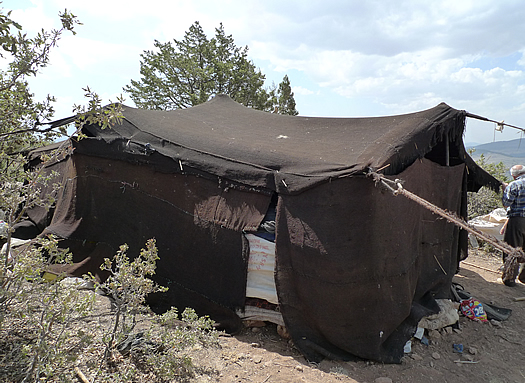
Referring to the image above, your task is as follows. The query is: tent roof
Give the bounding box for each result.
[58,95,481,193]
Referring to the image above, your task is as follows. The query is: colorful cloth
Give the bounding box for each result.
[460,298,488,322]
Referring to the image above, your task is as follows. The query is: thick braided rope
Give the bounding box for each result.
[369,172,525,281]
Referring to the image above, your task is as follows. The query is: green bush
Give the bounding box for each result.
[467,153,510,219]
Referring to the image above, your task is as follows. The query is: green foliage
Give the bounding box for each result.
[136,307,219,381]
[0,7,83,325]
[265,74,299,116]
[0,235,96,382]
[0,9,22,55]
[0,5,219,382]
[0,7,81,159]
[467,152,510,219]
[93,242,219,382]
[1,236,219,382]
[475,153,510,181]
[124,21,299,114]
[72,86,125,138]
[277,74,299,116]
[97,239,168,361]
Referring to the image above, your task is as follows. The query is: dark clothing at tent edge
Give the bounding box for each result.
[18,95,499,364]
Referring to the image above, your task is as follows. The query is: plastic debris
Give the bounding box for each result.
[453,343,464,353]
[403,340,412,353]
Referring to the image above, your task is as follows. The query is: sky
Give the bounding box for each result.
[2,0,525,145]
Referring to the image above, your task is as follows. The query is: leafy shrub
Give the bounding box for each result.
[135,307,219,381]
[1,236,96,382]
[97,239,168,362]
[467,153,510,219]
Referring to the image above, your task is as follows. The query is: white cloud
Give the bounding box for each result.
[3,0,525,143]
[7,0,55,32]
[292,86,315,96]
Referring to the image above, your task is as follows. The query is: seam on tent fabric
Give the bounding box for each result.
[121,119,351,179]
[77,174,243,230]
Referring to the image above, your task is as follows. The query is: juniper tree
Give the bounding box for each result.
[276,74,298,116]
[124,21,299,115]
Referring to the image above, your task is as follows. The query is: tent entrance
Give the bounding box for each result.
[237,194,284,326]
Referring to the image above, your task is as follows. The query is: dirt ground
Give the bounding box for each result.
[192,248,525,383]
[60,248,524,383]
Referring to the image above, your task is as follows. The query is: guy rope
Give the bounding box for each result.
[368,170,525,282]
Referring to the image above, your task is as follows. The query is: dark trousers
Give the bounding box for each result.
[503,216,525,281]
[503,216,525,255]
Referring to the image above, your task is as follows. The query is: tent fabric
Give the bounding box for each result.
[68,95,499,194]
[38,151,271,331]
[16,95,501,363]
[275,158,464,362]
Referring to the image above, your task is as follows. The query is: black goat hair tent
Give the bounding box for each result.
[18,95,499,363]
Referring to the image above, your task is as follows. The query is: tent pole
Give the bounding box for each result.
[466,112,525,133]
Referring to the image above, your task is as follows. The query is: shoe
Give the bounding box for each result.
[503,279,516,287]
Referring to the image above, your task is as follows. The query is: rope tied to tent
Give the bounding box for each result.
[368,170,525,281]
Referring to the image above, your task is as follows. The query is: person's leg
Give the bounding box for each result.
[502,217,525,285]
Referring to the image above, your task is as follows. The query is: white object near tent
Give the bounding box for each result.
[468,208,507,243]
[245,234,278,304]
[236,234,285,326]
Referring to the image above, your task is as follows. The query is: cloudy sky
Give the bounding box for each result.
[3,0,525,144]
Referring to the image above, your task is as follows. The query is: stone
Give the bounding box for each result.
[244,320,266,328]
[428,330,441,339]
[295,365,304,372]
[431,352,441,360]
[468,347,478,355]
[374,378,393,383]
[411,353,423,361]
[277,325,291,339]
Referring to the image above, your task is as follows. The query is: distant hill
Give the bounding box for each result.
[467,138,525,169]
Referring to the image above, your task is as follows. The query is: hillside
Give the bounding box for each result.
[468,138,525,168]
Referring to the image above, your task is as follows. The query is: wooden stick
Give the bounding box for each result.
[454,360,479,364]
[74,367,89,383]
[434,254,447,275]
[461,261,500,274]
[514,297,525,302]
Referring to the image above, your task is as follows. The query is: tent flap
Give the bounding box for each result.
[275,159,465,362]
